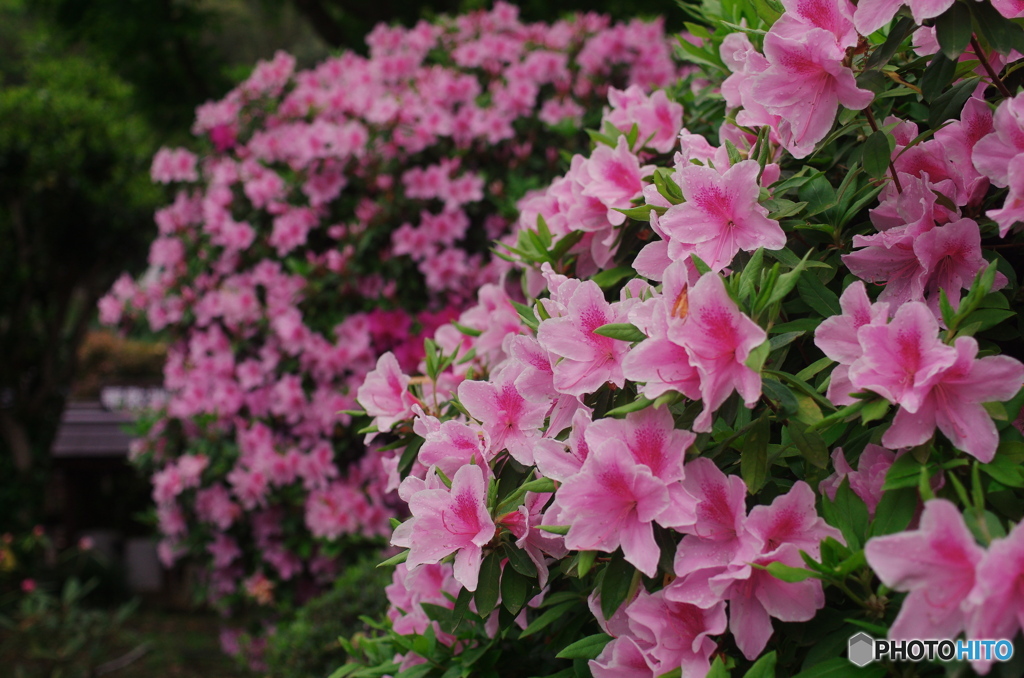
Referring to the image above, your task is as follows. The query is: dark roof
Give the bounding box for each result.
[51,402,135,458]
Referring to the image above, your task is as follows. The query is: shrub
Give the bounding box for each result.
[102,1,681,654]
[264,555,390,678]
[339,1,1024,676]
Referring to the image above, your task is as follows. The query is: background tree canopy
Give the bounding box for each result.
[0,1,160,526]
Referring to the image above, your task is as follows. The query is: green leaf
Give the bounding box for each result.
[797,276,841,317]
[501,566,532,616]
[971,0,1024,55]
[604,395,655,418]
[769,331,804,352]
[504,543,539,578]
[752,0,783,26]
[883,452,927,490]
[936,2,973,60]
[591,266,635,289]
[600,553,636,620]
[767,250,813,306]
[861,130,893,179]
[739,248,766,303]
[615,204,667,221]
[763,377,799,417]
[452,321,482,337]
[519,601,577,638]
[928,77,980,129]
[866,16,917,70]
[555,633,612,660]
[742,413,771,495]
[788,421,829,469]
[510,300,539,331]
[551,230,585,261]
[939,288,956,330]
[764,560,815,582]
[980,442,1024,488]
[743,651,778,678]
[920,52,958,104]
[860,398,890,425]
[690,253,712,275]
[798,174,837,217]
[378,549,410,568]
[965,507,1007,544]
[474,551,503,617]
[824,477,871,552]
[745,340,771,373]
[593,323,646,342]
[707,657,731,678]
[421,602,455,634]
[577,550,597,578]
[653,167,685,204]
[452,586,473,631]
[764,199,807,220]
[538,525,570,535]
[961,308,1015,333]
[870,487,918,537]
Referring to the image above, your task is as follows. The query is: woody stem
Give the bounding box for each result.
[972,35,1013,99]
[864,107,902,194]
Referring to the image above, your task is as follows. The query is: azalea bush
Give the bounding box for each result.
[100,1,681,654]
[340,0,1024,676]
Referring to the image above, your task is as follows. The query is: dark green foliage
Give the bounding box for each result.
[0,2,159,529]
[265,557,391,678]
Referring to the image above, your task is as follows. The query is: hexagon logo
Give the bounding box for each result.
[848,632,875,667]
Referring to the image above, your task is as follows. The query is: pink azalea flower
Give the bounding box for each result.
[391,464,495,591]
[668,467,835,658]
[987,153,1024,236]
[866,499,983,639]
[417,417,492,479]
[534,408,592,482]
[585,408,697,528]
[558,439,672,576]
[844,218,996,311]
[773,0,858,49]
[814,281,890,405]
[967,518,1024,673]
[656,160,785,272]
[458,363,548,465]
[855,0,956,37]
[603,85,684,153]
[624,589,728,676]
[668,459,752,608]
[818,445,895,517]
[882,335,1024,462]
[727,544,827,659]
[537,280,631,397]
[745,481,843,558]
[590,636,655,678]
[581,136,655,226]
[624,260,703,399]
[356,352,417,440]
[720,33,779,132]
[667,273,766,432]
[972,93,1024,191]
[752,28,873,159]
[848,302,957,413]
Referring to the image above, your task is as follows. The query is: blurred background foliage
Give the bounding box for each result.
[0,1,679,674]
[0,0,680,529]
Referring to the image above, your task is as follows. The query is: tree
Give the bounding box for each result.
[0,4,159,527]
